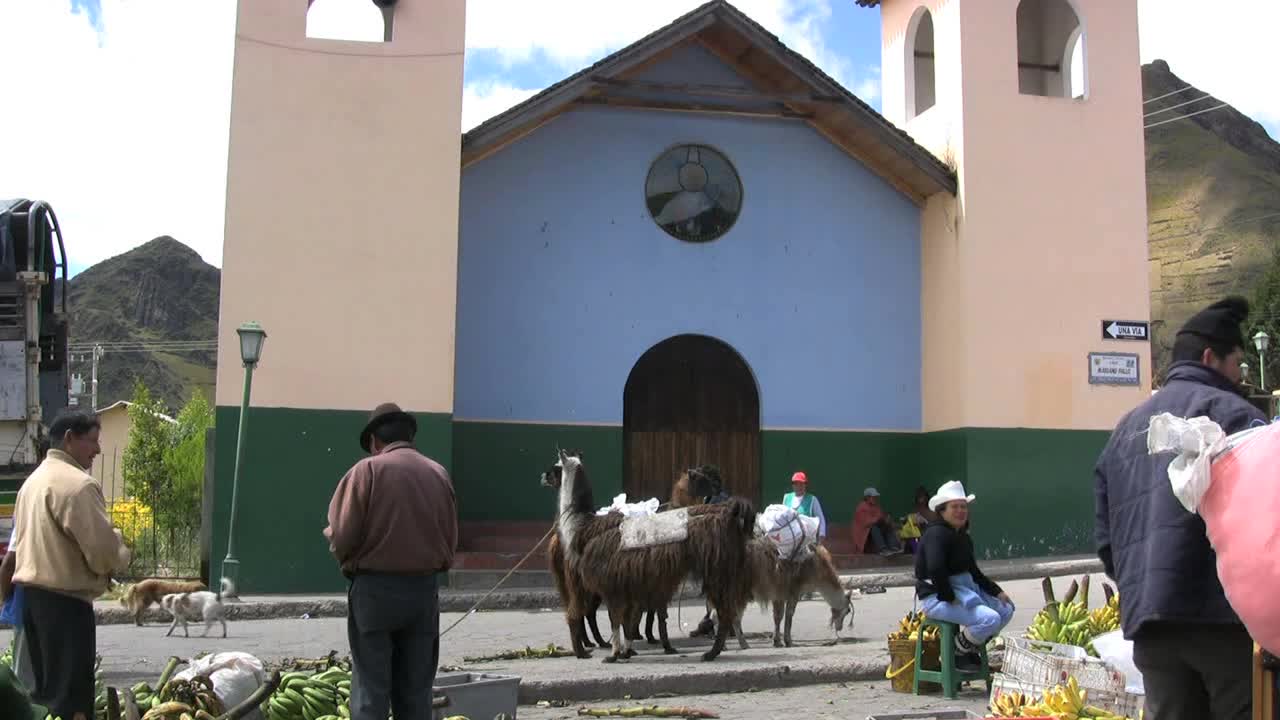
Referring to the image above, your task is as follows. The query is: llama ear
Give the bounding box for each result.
[557,446,567,463]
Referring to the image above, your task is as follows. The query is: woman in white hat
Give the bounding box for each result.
[913,480,1014,669]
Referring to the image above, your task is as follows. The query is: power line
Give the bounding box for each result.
[1144,103,1230,130]
[70,341,217,351]
[1143,93,1215,118]
[1144,86,1195,105]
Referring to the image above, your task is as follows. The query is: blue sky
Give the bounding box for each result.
[459,1,884,113]
[2,0,1277,276]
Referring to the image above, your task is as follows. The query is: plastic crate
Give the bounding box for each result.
[1001,637,1125,693]
[433,671,519,720]
[990,672,1145,718]
[865,707,983,712]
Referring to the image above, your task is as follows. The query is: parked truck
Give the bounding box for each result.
[0,199,71,551]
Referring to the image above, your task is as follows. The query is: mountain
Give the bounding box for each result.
[1143,60,1280,376]
[68,237,219,412]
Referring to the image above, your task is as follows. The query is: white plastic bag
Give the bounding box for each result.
[1091,630,1144,695]
[755,504,817,560]
[1146,413,1227,512]
[595,493,660,518]
[174,651,266,720]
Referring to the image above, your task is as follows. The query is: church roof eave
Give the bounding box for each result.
[460,0,956,203]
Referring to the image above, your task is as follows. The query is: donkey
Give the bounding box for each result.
[731,540,854,649]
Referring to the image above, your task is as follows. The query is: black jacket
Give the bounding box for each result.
[914,520,1002,602]
[1094,361,1267,639]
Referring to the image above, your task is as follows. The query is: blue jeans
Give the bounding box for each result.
[920,573,1014,644]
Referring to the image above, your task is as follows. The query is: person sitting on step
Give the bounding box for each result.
[782,471,827,544]
[851,487,902,556]
[914,480,1014,670]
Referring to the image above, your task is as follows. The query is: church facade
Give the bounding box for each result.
[214,0,1150,591]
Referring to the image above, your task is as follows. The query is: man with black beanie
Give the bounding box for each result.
[1093,296,1267,720]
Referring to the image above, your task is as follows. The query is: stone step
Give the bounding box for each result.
[449,549,911,578]
[445,569,557,591]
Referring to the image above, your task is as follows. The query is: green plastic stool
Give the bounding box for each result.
[912,618,991,699]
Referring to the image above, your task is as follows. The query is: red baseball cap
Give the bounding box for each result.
[791,471,807,484]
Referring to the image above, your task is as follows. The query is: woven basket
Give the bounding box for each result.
[886,636,941,694]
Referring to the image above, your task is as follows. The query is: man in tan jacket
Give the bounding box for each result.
[12,411,130,720]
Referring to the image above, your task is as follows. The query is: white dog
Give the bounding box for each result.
[162,577,234,638]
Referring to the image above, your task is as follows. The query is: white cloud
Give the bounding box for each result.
[459,0,869,131]
[855,66,881,103]
[0,0,236,272]
[462,82,542,132]
[1137,0,1280,138]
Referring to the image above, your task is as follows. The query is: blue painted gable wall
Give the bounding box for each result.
[456,47,922,431]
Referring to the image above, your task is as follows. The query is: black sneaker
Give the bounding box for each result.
[954,651,982,671]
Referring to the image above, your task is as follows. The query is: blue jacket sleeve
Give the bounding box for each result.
[1094,456,1114,579]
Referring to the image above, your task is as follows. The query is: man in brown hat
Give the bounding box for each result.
[324,403,457,720]
[1093,297,1266,720]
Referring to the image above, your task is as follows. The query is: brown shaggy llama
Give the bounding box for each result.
[668,465,734,638]
[541,454,673,656]
[549,448,755,662]
[729,540,853,648]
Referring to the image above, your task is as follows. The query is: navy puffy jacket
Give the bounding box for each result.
[1094,361,1267,639]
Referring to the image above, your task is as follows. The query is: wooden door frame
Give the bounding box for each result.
[622,333,762,504]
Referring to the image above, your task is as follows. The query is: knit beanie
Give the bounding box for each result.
[1176,296,1250,350]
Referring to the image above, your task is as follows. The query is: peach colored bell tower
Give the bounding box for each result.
[217,0,465,418]
[872,0,1151,432]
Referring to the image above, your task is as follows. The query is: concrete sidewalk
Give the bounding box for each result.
[90,554,1101,626]
[2,574,1115,703]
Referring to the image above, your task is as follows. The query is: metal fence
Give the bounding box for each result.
[106,497,202,580]
[93,428,216,583]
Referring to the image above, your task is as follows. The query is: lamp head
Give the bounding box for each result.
[237,321,267,366]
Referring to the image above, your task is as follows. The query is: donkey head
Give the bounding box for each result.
[830,590,854,633]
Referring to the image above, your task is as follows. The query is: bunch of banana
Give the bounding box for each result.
[266,666,352,720]
[162,676,226,718]
[132,682,158,709]
[1017,677,1134,720]
[1027,601,1094,648]
[1088,603,1120,636]
[990,689,1030,717]
[886,611,939,643]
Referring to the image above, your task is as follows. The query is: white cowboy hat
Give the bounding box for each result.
[929,480,975,512]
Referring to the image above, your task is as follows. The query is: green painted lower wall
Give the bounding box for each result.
[209,410,1109,592]
[210,406,452,594]
[452,422,624,522]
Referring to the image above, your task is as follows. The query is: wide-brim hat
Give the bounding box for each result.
[929,480,975,512]
[359,402,417,452]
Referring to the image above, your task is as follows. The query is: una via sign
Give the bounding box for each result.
[1089,352,1140,387]
[1102,320,1149,341]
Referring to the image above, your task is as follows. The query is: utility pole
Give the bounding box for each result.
[90,344,102,411]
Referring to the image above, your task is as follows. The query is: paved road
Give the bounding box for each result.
[2,573,1104,694]
[523,682,990,719]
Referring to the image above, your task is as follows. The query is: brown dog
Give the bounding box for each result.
[120,579,206,625]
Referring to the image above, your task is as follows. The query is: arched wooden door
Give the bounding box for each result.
[623,335,761,505]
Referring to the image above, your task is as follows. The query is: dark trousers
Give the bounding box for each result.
[347,573,440,720]
[1133,622,1253,720]
[22,586,96,720]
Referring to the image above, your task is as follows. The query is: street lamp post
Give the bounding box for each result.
[1254,330,1270,392]
[222,321,267,597]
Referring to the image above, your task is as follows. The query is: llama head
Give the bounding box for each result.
[543,449,586,488]
[830,590,854,632]
[540,461,562,489]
